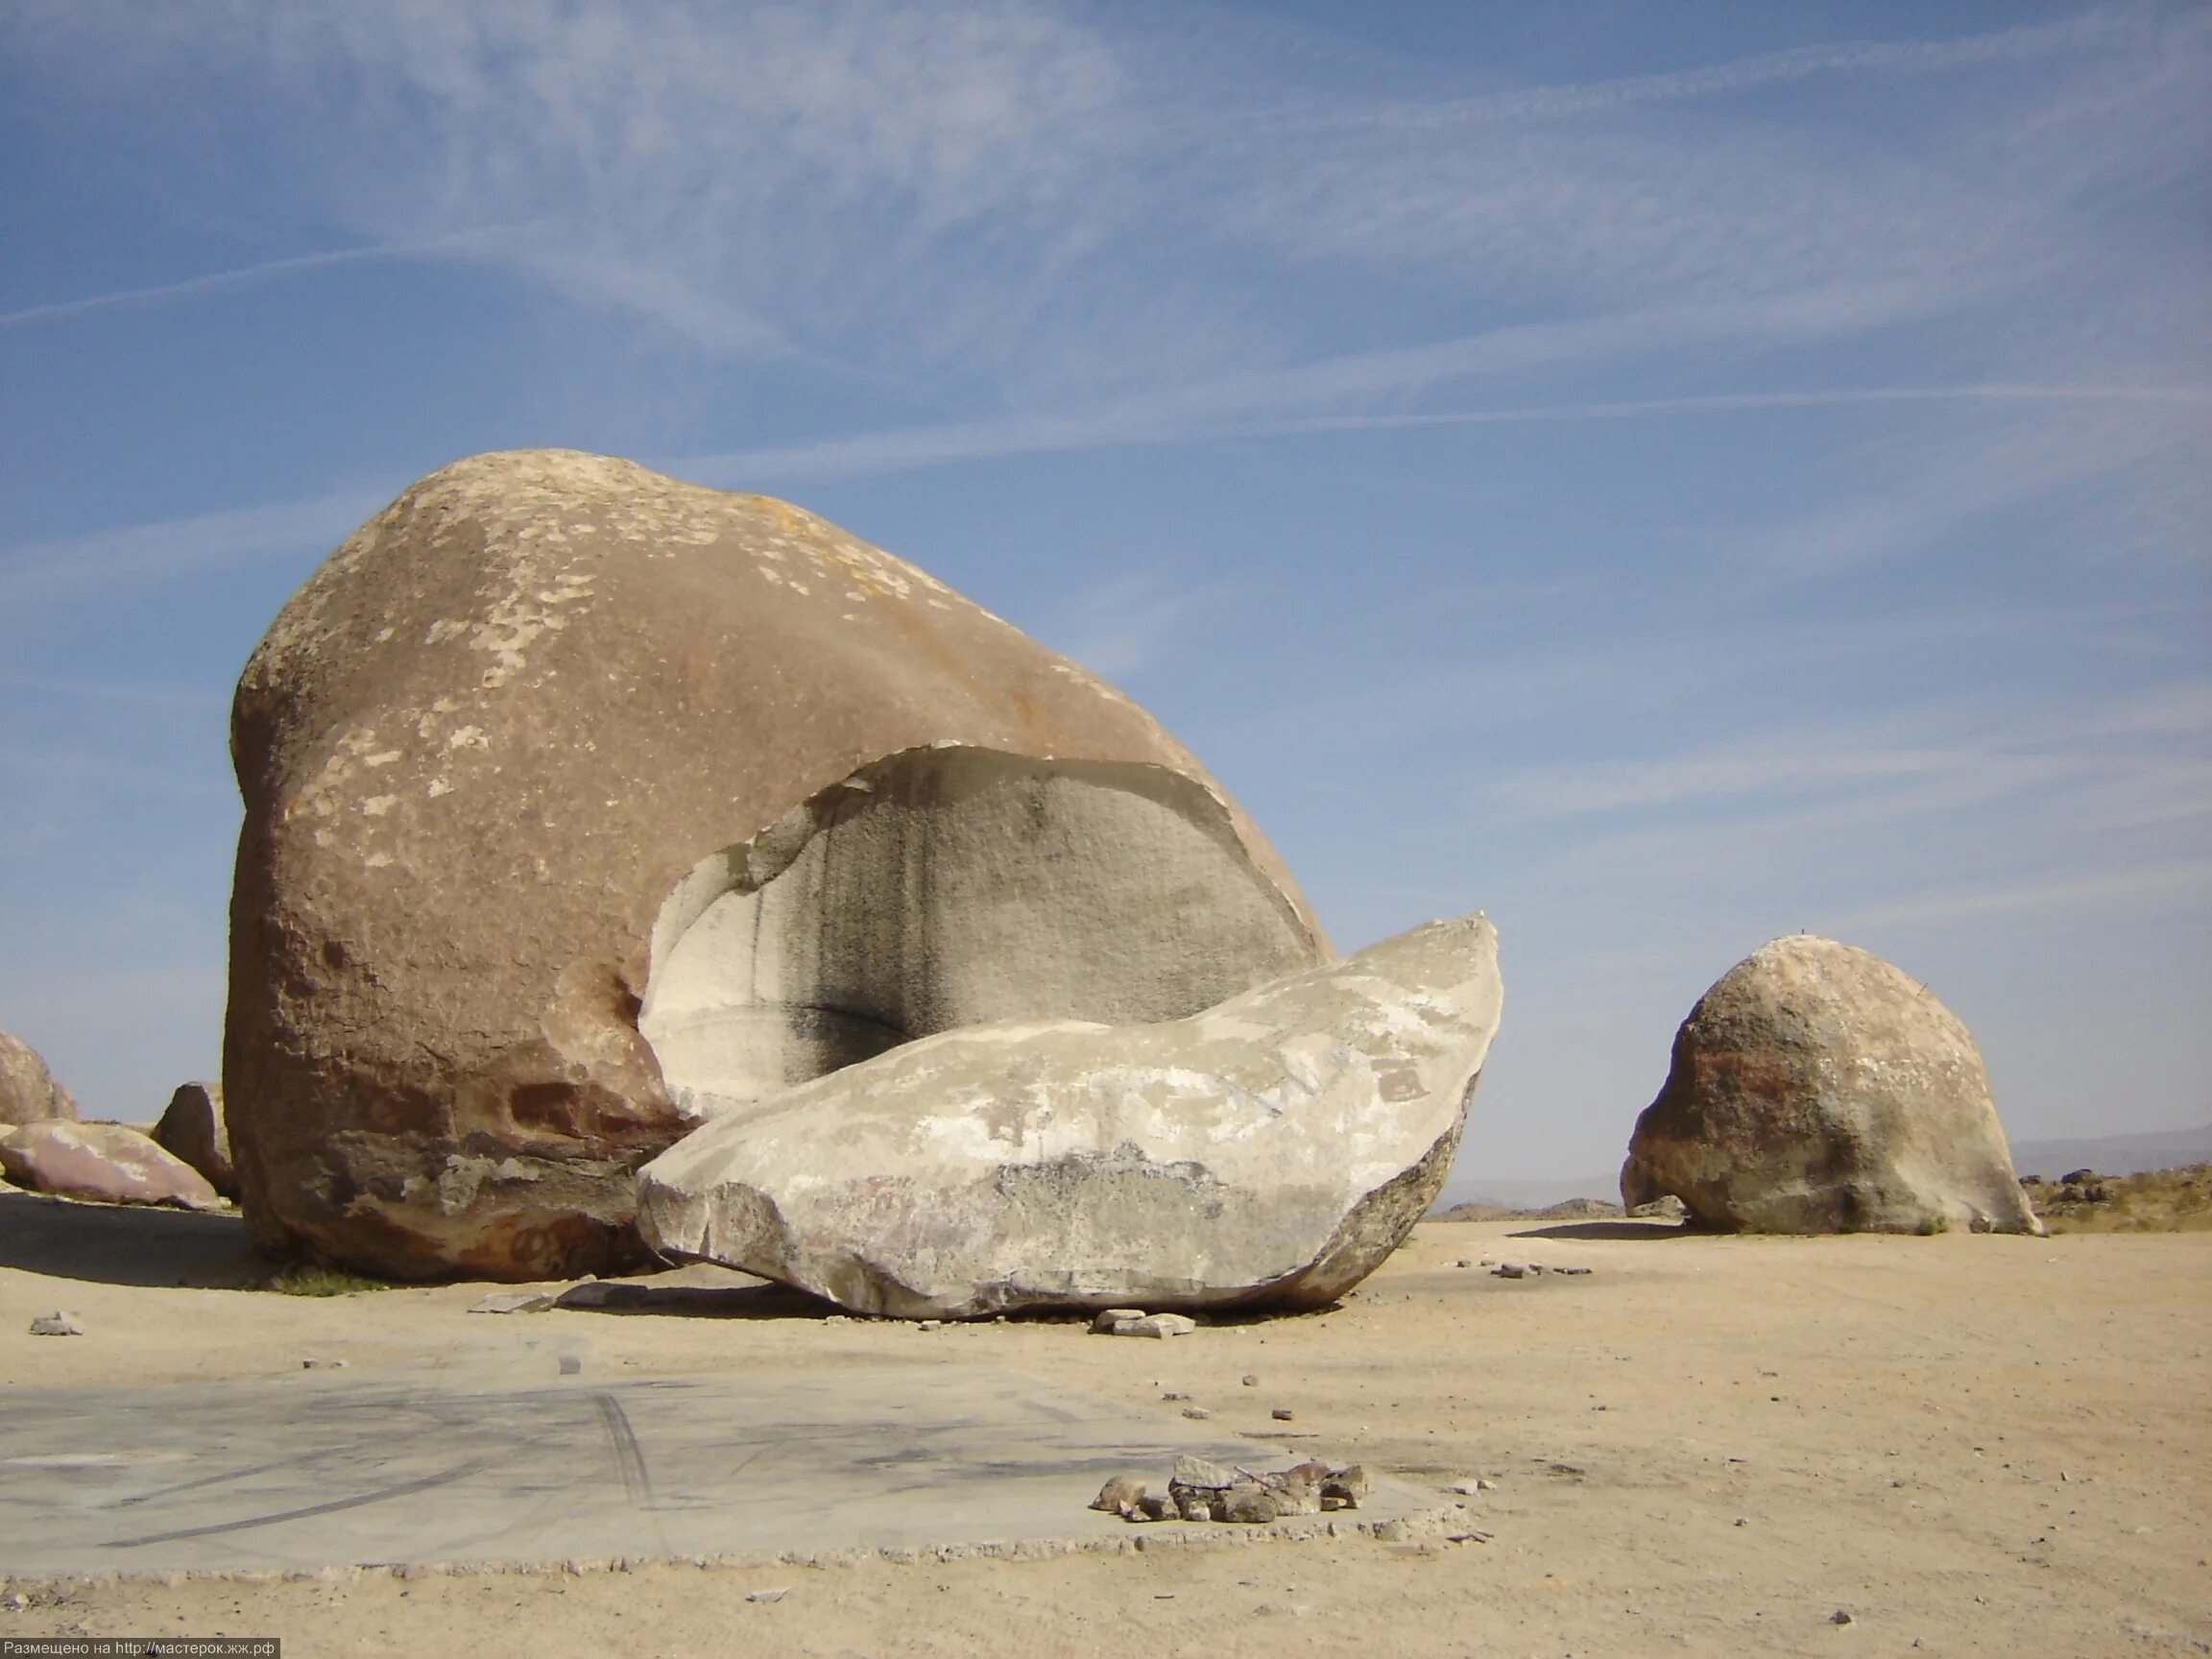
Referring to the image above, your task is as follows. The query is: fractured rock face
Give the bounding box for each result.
[637,912,1502,1318]
[226,449,1325,1281]
[641,744,1328,1124]
[153,1083,235,1199]
[0,1120,223,1211]
[0,1032,75,1127]
[1621,936,2041,1235]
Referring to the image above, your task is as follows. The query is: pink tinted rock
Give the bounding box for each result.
[0,1120,223,1211]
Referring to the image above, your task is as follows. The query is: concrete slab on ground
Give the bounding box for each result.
[0,1361,1429,1576]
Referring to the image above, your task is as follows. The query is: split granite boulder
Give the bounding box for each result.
[0,1120,222,1211]
[1,1032,75,1127]
[637,912,1502,1318]
[1621,935,2041,1235]
[226,449,1326,1281]
[152,1083,236,1200]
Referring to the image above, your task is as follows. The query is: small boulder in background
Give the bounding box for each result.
[1621,936,2040,1235]
[152,1082,235,1199]
[0,1031,76,1127]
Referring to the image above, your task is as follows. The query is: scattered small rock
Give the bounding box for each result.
[1091,1308,1148,1333]
[1320,1466,1368,1510]
[1830,1609,1855,1626]
[1,1593,26,1612]
[1455,1259,1472,1268]
[1222,1484,1278,1524]
[1090,1475,1148,1517]
[469,1290,556,1315]
[1555,1265,1594,1276]
[1494,1262,1532,1279]
[28,1312,82,1336]
[1241,1374,1259,1386]
[1271,1407,1295,1421]
[300,1357,348,1369]
[1174,1455,1238,1488]
[746,1587,790,1604]
[1181,1406,1212,1420]
[1265,1469,1323,1515]
[917,1320,942,1332]
[1120,1313,1196,1338]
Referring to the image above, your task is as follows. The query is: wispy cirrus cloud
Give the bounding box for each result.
[1214,8,2146,136]
[1832,857,2212,931]
[5,2,2199,404]
[1042,571,1228,684]
[0,485,392,610]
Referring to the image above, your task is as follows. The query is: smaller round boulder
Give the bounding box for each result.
[1621,936,2040,1235]
[1,1032,76,1126]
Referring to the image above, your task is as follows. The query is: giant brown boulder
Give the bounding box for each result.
[1,1032,75,1127]
[1621,936,2041,1235]
[227,449,1327,1281]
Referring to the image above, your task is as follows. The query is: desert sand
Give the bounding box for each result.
[3,1206,2206,1657]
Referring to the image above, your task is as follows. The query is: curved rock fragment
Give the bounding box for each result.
[1621,935,2041,1235]
[637,913,1502,1318]
[225,449,1325,1281]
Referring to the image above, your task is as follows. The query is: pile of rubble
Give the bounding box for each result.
[1090,1455,1368,1525]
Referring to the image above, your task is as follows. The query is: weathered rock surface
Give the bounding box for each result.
[226,449,1326,1281]
[0,1120,223,1211]
[0,1033,75,1127]
[1621,936,2041,1235]
[152,1083,235,1199]
[637,912,1502,1318]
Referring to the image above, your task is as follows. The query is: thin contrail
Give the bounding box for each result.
[692,382,2210,483]
[1236,383,2212,438]
[0,228,513,329]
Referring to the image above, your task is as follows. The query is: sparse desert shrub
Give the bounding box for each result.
[259,1262,393,1296]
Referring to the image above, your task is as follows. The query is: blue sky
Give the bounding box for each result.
[2,1,2205,1194]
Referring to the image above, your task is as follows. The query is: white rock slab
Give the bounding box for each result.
[637,913,1502,1318]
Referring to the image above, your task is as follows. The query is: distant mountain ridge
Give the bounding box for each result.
[2006,1123,2212,1181]
[1433,1173,1623,1212]
[1436,1122,2212,1214]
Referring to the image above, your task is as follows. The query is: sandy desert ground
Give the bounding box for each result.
[2,1210,2206,1658]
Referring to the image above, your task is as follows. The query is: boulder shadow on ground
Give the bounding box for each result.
[554,1266,840,1320]
[1506,1219,1701,1241]
[0,1189,259,1287]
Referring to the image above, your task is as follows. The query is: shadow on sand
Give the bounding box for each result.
[1505,1219,1702,1241]
[0,1190,261,1287]
[554,1273,844,1320]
